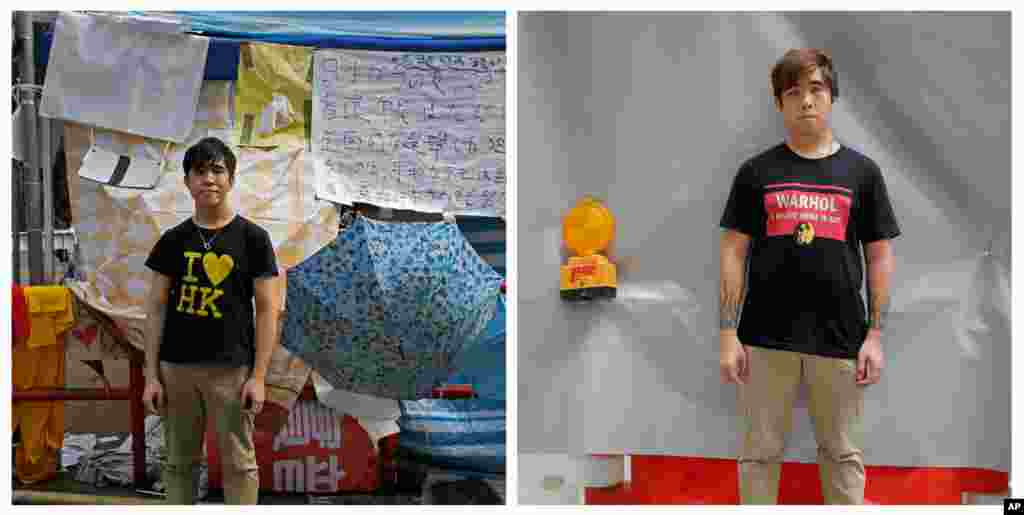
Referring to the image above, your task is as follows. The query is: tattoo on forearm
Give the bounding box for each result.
[864,241,894,332]
[869,298,889,331]
[720,286,743,330]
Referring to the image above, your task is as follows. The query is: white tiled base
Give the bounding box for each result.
[518,453,627,505]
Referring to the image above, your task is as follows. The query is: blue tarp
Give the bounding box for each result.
[34,11,505,80]
[174,11,505,51]
[167,11,504,38]
[458,217,506,277]
[398,398,506,474]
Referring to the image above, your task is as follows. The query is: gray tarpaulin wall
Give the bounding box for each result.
[518,12,1010,472]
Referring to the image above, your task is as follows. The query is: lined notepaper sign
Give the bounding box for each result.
[311,49,506,217]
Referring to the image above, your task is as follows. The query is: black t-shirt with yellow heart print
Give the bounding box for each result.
[145,214,278,367]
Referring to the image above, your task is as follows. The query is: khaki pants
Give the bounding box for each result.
[160,361,259,505]
[738,346,865,505]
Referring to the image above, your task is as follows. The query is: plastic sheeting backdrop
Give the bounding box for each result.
[154,11,505,40]
[518,12,1010,472]
[398,398,506,474]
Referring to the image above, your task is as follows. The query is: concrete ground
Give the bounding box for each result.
[13,471,424,505]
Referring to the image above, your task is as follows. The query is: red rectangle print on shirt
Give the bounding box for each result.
[764,183,852,243]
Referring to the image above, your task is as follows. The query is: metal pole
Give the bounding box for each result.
[129,357,147,488]
[13,388,136,401]
[13,160,22,284]
[12,491,167,505]
[16,11,45,285]
[40,115,54,283]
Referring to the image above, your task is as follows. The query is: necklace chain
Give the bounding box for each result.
[197,225,221,251]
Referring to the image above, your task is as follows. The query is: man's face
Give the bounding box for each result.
[776,67,833,136]
[186,158,233,209]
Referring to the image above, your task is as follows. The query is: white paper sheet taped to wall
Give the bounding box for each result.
[79,146,165,190]
[40,12,208,143]
[311,49,506,217]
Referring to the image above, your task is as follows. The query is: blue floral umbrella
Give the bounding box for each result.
[446,294,505,401]
[281,215,503,399]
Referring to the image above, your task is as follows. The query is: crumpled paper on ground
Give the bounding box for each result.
[72,415,208,498]
[61,433,98,470]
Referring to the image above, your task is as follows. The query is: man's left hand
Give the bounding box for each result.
[856,330,884,386]
[241,377,266,414]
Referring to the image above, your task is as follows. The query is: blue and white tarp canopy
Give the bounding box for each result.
[35,11,505,77]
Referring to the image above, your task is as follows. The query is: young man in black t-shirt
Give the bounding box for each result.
[719,49,900,504]
[142,137,279,504]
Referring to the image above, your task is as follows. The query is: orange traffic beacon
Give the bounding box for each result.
[560,196,617,301]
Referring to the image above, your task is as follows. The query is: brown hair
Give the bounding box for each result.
[771,48,838,103]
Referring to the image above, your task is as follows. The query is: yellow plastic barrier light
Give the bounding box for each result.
[560,196,617,301]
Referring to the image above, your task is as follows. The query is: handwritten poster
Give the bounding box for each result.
[312,49,506,217]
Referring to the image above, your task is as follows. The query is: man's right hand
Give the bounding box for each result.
[142,378,165,415]
[719,331,750,385]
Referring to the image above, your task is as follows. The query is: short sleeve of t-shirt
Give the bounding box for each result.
[247,223,279,280]
[144,229,178,278]
[856,160,902,243]
[720,162,763,237]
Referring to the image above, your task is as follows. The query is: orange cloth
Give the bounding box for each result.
[12,285,31,345]
[14,287,73,482]
[24,286,75,348]
[13,341,66,484]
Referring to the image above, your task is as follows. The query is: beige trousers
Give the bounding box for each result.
[160,361,259,505]
[738,346,865,505]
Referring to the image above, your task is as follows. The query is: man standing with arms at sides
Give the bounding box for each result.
[141,137,279,504]
[719,49,900,505]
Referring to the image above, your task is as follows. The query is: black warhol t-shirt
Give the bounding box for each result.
[145,215,278,367]
[720,143,901,359]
